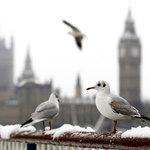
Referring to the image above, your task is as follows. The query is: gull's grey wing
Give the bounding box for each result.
[63,20,80,32]
[110,94,139,116]
[35,101,56,112]
[75,37,82,49]
[31,106,59,120]
[31,101,59,120]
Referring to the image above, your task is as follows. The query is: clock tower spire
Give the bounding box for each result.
[119,9,141,107]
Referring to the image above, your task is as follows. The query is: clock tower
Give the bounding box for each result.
[119,10,141,107]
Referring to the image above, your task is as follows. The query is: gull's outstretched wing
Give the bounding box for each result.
[75,37,82,49]
[63,20,80,32]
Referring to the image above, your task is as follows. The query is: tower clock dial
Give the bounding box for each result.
[120,47,125,57]
[130,47,139,57]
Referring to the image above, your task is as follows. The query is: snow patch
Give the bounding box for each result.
[122,126,150,138]
[0,124,36,139]
[45,124,95,139]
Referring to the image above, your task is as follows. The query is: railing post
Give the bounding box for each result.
[36,144,40,150]
[66,146,70,150]
[79,147,83,150]
[72,147,76,150]
[0,141,3,150]
[12,142,15,150]
[59,145,63,150]
[47,144,51,150]
[53,145,57,150]
[20,143,24,150]
[25,143,27,150]
[4,141,7,150]
[8,142,12,150]
[16,142,19,150]
[41,144,46,150]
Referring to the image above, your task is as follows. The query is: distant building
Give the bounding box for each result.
[0,36,14,102]
[75,75,82,99]
[118,9,141,108]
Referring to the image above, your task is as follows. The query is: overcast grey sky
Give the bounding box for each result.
[0,0,150,100]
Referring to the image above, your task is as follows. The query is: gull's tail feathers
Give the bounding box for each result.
[21,118,33,128]
[134,115,150,122]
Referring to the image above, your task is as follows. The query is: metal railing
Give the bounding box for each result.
[1,130,150,150]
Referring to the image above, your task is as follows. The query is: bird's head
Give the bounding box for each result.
[49,93,60,105]
[82,34,87,38]
[86,80,110,94]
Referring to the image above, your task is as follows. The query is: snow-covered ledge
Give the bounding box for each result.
[0,124,150,150]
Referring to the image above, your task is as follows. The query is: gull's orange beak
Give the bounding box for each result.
[86,87,95,90]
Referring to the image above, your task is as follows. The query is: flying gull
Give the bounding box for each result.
[63,20,86,50]
[21,93,60,131]
[86,80,150,136]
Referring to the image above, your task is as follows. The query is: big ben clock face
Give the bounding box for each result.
[120,47,125,57]
[130,47,139,57]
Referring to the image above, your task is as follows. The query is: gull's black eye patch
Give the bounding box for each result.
[103,83,106,87]
[97,83,101,86]
[54,93,58,98]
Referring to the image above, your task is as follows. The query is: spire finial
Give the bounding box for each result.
[21,45,34,81]
[122,8,137,38]
[11,35,14,49]
[77,74,81,86]
[128,7,131,17]
[127,7,133,22]
[27,43,30,55]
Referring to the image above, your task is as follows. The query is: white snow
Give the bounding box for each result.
[121,126,150,138]
[0,124,36,139]
[0,125,3,132]
[45,124,95,139]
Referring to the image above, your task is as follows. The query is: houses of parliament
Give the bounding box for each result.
[0,10,149,131]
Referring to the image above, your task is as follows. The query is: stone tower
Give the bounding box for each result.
[0,36,14,101]
[18,45,35,85]
[75,75,82,99]
[119,10,141,106]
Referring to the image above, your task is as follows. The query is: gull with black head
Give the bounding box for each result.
[86,80,150,136]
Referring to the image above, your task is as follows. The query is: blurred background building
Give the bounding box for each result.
[119,10,142,109]
[0,36,14,102]
[0,9,149,131]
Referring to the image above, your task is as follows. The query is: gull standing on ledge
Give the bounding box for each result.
[21,93,60,131]
[86,80,150,136]
[63,20,86,50]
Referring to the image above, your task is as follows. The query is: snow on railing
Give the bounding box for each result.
[1,124,150,150]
